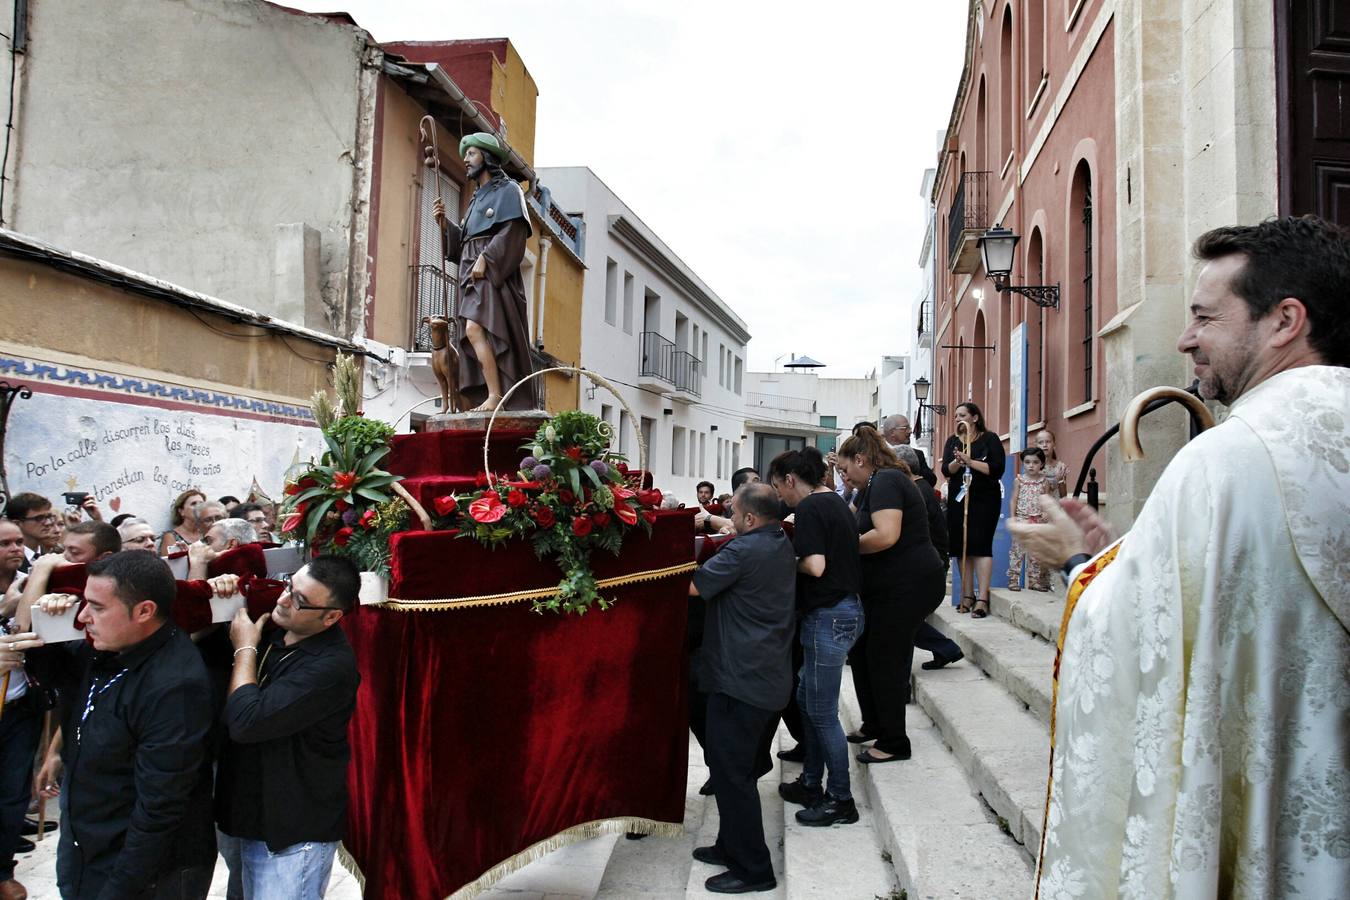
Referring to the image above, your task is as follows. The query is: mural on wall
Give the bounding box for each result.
[1,355,324,532]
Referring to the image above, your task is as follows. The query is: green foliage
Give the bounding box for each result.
[326,416,396,459]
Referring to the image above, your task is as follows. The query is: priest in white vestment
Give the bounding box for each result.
[1011,218,1350,899]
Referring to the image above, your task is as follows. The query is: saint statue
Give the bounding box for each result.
[433,133,536,412]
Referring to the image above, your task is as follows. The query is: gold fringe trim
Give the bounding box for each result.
[380,561,697,611]
[336,841,366,893]
[447,817,684,900]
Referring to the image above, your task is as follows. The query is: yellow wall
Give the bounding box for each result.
[534,238,583,412]
[0,259,337,401]
[491,42,538,168]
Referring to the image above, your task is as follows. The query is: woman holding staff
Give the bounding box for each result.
[941,402,1005,618]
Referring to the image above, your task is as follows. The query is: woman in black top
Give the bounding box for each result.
[838,426,945,763]
[768,447,863,827]
[942,402,1006,619]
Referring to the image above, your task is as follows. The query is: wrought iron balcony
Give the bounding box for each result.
[672,351,702,398]
[638,331,676,391]
[409,264,457,351]
[916,298,933,349]
[947,170,990,274]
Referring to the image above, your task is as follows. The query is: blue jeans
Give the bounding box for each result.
[236,838,337,900]
[796,595,863,799]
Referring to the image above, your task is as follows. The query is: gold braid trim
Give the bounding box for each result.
[380,561,697,611]
[337,818,684,900]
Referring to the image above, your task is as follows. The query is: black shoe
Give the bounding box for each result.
[796,794,859,827]
[845,730,874,744]
[775,743,805,762]
[777,775,824,808]
[624,831,648,840]
[21,818,56,836]
[856,747,912,764]
[692,844,730,866]
[705,871,777,894]
[699,777,714,796]
[14,837,34,854]
[922,649,964,670]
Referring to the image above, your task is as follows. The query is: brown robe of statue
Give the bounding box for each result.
[442,215,537,410]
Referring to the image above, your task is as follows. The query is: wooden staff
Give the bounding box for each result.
[419,115,451,321]
[958,421,973,594]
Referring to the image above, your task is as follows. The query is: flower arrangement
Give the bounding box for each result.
[278,353,409,574]
[448,410,663,615]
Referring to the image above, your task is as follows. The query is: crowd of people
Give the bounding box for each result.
[0,487,358,900]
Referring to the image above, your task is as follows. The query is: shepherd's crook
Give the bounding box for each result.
[419,116,451,320]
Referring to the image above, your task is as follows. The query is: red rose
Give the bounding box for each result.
[616,462,630,473]
[532,505,556,528]
[333,526,354,546]
[334,498,349,512]
[558,489,575,505]
[571,516,593,537]
[359,509,377,529]
[433,495,457,517]
[614,504,639,526]
[565,447,583,461]
[592,511,611,527]
[299,476,318,489]
[641,510,658,525]
[507,489,527,508]
[484,490,501,503]
[474,471,490,488]
[469,494,506,523]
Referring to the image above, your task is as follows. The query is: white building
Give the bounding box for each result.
[742,369,877,473]
[876,355,911,424]
[912,160,940,459]
[539,167,750,502]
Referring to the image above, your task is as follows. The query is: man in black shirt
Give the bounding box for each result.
[215,555,360,900]
[56,551,217,900]
[882,415,936,487]
[689,483,796,894]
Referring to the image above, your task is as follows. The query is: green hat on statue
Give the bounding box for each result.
[459,132,510,163]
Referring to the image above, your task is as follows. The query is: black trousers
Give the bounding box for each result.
[690,657,776,779]
[914,621,961,661]
[706,693,776,883]
[0,691,42,883]
[848,568,946,755]
[776,623,806,745]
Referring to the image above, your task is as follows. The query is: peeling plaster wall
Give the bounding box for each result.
[11,0,373,336]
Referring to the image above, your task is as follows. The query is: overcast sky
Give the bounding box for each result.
[292,1,969,378]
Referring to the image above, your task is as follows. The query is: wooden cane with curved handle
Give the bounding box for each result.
[1119,386,1216,461]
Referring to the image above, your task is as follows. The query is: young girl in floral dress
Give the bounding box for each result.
[1035,429,1069,498]
[1007,447,1053,591]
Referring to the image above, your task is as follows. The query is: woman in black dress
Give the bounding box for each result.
[941,401,1006,618]
[838,426,946,763]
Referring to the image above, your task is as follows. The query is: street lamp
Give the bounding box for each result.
[912,376,945,441]
[978,224,1060,309]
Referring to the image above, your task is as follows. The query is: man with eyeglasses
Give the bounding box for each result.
[115,518,158,553]
[3,493,59,571]
[231,504,273,544]
[212,556,360,900]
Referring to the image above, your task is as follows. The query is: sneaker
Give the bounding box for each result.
[777,775,823,808]
[795,794,859,827]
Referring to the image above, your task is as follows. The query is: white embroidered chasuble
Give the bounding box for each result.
[1037,366,1350,898]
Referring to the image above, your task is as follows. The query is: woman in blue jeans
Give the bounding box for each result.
[767,446,864,827]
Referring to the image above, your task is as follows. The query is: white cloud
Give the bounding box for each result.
[290,0,968,377]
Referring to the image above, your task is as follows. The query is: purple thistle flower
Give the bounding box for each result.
[521,455,539,471]
[590,460,608,477]
[532,463,552,481]
[341,507,359,525]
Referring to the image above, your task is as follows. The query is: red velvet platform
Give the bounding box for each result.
[342,428,695,899]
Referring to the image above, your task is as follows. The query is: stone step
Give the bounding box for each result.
[912,661,1050,858]
[777,727,899,900]
[927,602,1055,725]
[838,675,1034,899]
[988,586,1064,644]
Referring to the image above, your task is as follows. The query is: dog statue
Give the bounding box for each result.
[423,316,460,414]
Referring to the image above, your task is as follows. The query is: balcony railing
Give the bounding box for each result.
[410,264,457,351]
[745,391,817,414]
[917,298,933,348]
[672,351,702,397]
[639,331,675,384]
[946,170,990,273]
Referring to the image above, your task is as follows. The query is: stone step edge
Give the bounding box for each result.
[838,678,1035,898]
[928,603,1055,725]
[912,669,1049,857]
[989,586,1064,644]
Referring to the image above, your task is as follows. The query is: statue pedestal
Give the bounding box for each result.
[425,409,550,433]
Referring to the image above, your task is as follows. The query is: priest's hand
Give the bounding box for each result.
[1007,494,1114,568]
[471,253,487,281]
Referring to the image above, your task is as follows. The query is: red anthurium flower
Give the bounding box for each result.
[299,476,318,489]
[616,462,629,473]
[284,482,301,496]
[474,471,491,488]
[571,515,593,537]
[507,489,528,508]
[532,505,556,527]
[332,471,358,494]
[281,512,304,533]
[611,485,636,501]
[614,504,638,526]
[469,494,507,523]
[432,495,458,517]
[333,526,354,546]
[558,489,575,505]
[641,510,658,525]
[504,480,538,490]
[592,511,611,527]
[637,489,663,508]
[565,446,583,462]
[359,509,378,529]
